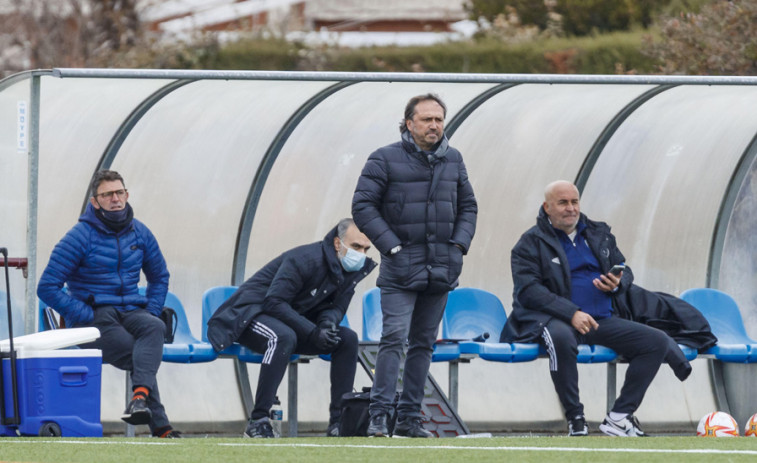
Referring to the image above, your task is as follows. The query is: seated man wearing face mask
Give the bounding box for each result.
[207,218,376,438]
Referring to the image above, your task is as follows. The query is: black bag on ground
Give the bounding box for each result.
[338,387,397,437]
[160,307,177,344]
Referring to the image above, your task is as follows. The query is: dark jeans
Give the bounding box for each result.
[541,316,669,419]
[369,288,448,420]
[238,314,358,423]
[80,306,169,432]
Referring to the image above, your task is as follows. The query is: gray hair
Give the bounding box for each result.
[336,218,355,240]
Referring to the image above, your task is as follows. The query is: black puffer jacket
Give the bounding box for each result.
[206,226,376,352]
[352,136,477,293]
[501,207,632,343]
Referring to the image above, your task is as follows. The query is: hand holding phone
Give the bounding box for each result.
[609,264,625,276]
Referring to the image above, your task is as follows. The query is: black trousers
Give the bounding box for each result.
[80,306,169,432]
[237,314,358,423]
[540,316,669,419]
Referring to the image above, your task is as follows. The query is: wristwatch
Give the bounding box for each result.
[389,245,403,255]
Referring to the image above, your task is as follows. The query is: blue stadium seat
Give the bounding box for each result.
[680,288,757,363]
[442,288,539,362]
[41,287,217,363]
[153,289,217,363]
[361,287,460,362]
[201,285,299,363]
[678,344,699,361]
[201,285,248,360]
[442,287,618,363]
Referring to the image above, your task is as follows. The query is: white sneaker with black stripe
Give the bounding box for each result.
[599,414,647,437]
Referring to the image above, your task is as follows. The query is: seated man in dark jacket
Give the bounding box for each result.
[37,170,178,437]
[502,180,691,438]
[206,218,375,438]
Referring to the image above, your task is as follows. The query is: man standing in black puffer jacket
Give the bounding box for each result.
[352,93,477,438]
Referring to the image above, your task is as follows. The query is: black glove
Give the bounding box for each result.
[309,325,340,350]
[321,322,340,338]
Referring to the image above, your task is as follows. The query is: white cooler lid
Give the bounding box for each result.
[0,327,100,352]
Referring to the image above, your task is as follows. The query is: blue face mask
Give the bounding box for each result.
[339,240,366,272]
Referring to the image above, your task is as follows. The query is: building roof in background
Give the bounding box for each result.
[140,0,303,34]
[305,0,467,22]
[136,0,473,45]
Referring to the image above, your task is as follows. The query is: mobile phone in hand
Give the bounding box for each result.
[609,264,625,276]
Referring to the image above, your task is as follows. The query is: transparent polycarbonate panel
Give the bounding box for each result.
[35,77,174,270]
[451,84,654,307]
[107,79,337,424]
[582,86,757,298]
[718,155,757,339]
[0,78,32,333]
[443,84,659,422]
[111,79,335,324]
[0,78,31,260]
[246,82,496,328]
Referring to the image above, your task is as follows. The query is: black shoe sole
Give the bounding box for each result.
[121,409,152,425]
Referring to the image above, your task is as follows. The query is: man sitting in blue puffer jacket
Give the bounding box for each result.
[38,169,179,438]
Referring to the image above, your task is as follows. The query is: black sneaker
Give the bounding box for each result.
[326,422,340,437]
[599,414,647,437]
[244,417,275,438]
[392,417,433,438]
[121,397,152,425]
[366,413,389,437]
[159,430,182,438]
[568,415,588,436]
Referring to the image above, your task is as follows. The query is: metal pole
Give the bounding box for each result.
[606,363,617,414]
[287,363,298,437]
[25,74,40,335]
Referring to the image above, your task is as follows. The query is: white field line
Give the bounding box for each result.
[218,442,757,455]
[3,440,757,456]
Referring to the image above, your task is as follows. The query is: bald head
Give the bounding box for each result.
[544,180,579,202]
[543,180,581,234]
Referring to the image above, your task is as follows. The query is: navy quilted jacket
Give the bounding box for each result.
[501,207,632,343]
[352,137,477,292]
[37,203,170,327]
[206,226,376,352]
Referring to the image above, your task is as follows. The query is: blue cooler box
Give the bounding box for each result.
[1,348,103,437]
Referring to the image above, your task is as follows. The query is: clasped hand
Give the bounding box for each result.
[310,323,341,350]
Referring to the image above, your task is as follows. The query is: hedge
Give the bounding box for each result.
[201,30,658,75]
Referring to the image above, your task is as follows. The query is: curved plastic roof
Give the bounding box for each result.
[2,69,756,427]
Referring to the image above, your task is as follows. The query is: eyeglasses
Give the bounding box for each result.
[95,189,127,200]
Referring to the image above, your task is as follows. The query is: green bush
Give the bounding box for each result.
[201,37,302,70]
[467,0,670,35]
[201,30,657,75]
[321,31,655,74]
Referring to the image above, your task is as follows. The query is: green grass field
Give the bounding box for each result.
[2,436,757,463]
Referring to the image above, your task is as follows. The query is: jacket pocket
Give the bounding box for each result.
[380,248,411,282]
[447,244,464,285]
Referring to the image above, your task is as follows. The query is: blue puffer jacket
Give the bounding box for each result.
[352,136,477,293]
[37,203,170,327]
